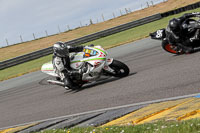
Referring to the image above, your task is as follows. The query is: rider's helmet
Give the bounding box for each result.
[169,18,181,35]
[53,41,69,57]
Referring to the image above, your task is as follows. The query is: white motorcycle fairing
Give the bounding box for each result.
[41,46,114,82]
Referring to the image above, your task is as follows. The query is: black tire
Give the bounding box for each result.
[109,60,129,77]
[162,40,183,55]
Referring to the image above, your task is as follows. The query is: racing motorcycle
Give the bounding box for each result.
[150,18,200,55]
[41,45,130,89]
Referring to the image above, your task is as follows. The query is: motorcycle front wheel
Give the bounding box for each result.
[108,60,130,77]
[162,40,183,55]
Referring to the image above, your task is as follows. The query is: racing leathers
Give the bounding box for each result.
[53,45,84,89]
[165,12,200,53]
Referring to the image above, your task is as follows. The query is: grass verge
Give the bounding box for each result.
[0,8,200,81]
[36,119,200,133]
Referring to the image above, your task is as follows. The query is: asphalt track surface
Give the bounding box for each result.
[0,38,200,128]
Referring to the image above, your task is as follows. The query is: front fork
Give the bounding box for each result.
[103,58,115,74]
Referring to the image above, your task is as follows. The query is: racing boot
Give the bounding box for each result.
[61,70,79,90]
[68,66,87,79]
[63,76,78,90]
[64,67,87,89]
[69,70,82,80]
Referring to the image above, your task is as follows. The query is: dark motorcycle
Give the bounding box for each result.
[150,18,200,55]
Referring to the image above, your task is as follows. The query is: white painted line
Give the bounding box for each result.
[1,92,200,130]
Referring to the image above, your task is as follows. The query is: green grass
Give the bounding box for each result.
[1,8,200,81]
[36,119,200,133]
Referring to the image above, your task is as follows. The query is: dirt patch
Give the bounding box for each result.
[0,0,199,61]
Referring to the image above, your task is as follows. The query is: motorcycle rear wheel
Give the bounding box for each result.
[109,60,129,77]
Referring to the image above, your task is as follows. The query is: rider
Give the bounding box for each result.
[52,41,84,89]
[166,12,200,53]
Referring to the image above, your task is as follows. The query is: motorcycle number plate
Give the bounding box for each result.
[156,30,163,38]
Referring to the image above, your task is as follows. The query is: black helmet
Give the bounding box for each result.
[169,18,181,35]
[53,41,69,57]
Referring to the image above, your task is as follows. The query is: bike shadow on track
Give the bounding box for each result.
[65,72,137,93]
